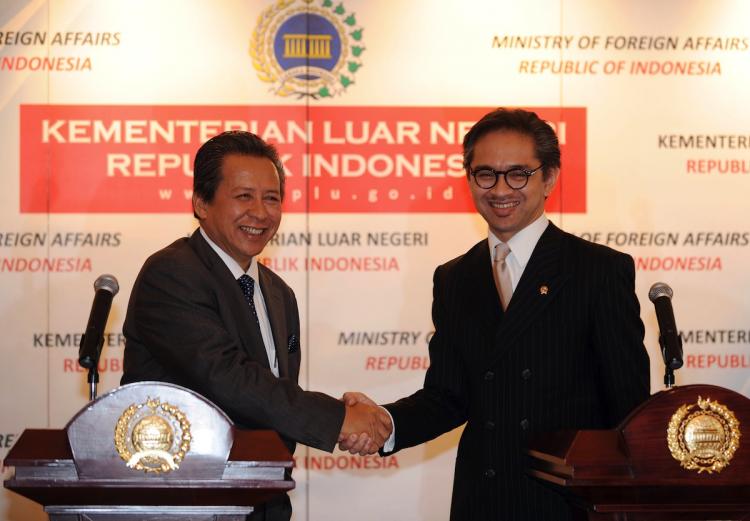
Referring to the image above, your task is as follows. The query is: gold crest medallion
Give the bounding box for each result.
[667,396,740,474]
[114,398,192,474]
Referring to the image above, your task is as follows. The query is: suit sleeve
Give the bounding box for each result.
[123,255,345,452]
[592,252,651,425]
[384,264,469,452]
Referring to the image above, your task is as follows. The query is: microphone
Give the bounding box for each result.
[78,274,119,369]
[648,282,683,371]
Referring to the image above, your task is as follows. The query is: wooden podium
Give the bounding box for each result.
[3,382,294,520]
[527,384,750,520]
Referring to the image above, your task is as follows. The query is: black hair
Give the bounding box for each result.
[463,108,561,180]
[192,131,285,219]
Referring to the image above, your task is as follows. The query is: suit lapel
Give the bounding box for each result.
[258,266,290,378]
[461,240,503,329]
[487,223,571,368]
[189,230,271,371]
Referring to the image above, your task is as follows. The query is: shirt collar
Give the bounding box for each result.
[200,227,258,281]
[488,214,549,268]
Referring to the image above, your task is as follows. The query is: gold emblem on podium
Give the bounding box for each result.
[667,396,740,474]
[114,398,192,474]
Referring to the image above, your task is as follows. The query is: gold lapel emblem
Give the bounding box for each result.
[114,397,192,474]
[539,285,549,295]
[667,396,741,474]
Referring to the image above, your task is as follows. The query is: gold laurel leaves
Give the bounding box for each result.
[114,403,139,463]
[249,0,364,98]
[666,396,741,474]
[250,0,296,97]
[113,399,192,474]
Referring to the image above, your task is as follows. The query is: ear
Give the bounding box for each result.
[543,167,560,198]
[193,193,208,220]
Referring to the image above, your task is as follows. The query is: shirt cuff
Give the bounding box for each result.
[381,406,396,453]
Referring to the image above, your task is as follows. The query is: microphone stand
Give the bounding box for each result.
[663,366,675,388]
[661,334,677,389]
[80,333,104,401]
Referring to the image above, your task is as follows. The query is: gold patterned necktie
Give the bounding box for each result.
[494,243,513,310]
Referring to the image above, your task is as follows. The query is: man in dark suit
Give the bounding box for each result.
[341,108,650,520]
[122,131,391,521]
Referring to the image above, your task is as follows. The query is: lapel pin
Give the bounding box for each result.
[539,285,549,295]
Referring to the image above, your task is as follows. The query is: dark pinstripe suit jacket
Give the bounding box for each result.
[385,222,650,521]
[122,230,345,453]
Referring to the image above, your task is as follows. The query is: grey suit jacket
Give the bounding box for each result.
[385,222,651,521]
[121,229,345,454]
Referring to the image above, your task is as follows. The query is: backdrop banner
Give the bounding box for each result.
[1,1,748,520]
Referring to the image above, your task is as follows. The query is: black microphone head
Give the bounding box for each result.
[648,282,673,302]
[94,274,119,296]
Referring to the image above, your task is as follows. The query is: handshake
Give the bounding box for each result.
[337,392,392,456]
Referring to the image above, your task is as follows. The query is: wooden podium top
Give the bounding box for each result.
[3,383,295,510]
[5,428,292,469]
[526,384,750,519]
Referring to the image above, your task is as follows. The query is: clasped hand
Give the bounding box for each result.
[337,392,392,456]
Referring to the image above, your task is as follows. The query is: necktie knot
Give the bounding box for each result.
[237,275,260,326]
[237,274,255,303]
[495,242,511,263]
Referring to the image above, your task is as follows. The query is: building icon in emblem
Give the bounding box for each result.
[251,0,365,98]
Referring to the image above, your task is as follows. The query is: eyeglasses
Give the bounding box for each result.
[469,164,544,190]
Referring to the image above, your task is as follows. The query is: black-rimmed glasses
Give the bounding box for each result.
[469,164,544,190]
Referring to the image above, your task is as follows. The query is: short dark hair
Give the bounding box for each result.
[192,131,286,219]
[462,108,561,180]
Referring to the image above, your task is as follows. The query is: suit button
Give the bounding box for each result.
[520,418,529,430]
[485,420,495,431]
[484,468,496,479]
[521,369,532,380]
[484,371,494,381]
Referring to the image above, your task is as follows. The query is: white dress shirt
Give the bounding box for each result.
[382,214,550,452]
[200,228,279,377]
[488,213,549,292]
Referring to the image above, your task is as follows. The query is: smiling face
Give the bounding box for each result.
[193,154,282,271]
[468,130,559,242]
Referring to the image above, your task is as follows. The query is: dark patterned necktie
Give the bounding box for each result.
[237,275,260,326]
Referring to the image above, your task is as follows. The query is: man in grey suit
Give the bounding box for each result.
[122,131,391,521]
[341,108,650,520]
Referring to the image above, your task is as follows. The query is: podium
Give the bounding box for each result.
[527,384,750,520]
[3,382,294,520]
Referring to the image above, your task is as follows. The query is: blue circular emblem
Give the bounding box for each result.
[273,13,342,80]
[251,0,365,99]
